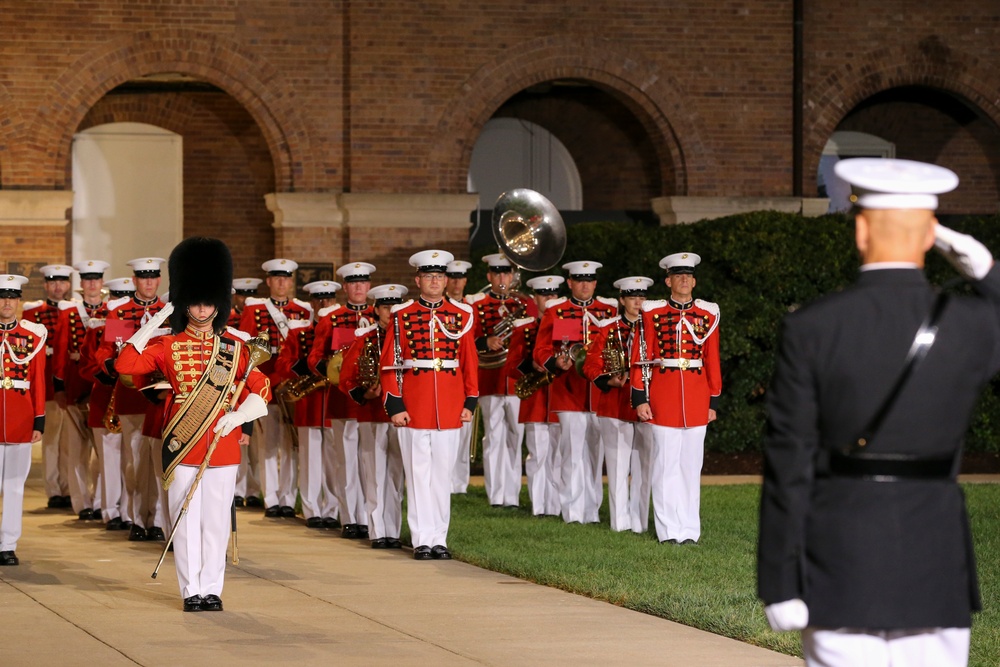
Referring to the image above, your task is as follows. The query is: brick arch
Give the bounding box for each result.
[804,42,1000,190]
[19,27,316,191]
[0,80,26,185]
[430,36,711,197]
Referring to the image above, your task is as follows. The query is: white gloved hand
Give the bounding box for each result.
[213,393,268,437]
[935,224,994,281]
[764,598,809,632]
[126,302,174,353]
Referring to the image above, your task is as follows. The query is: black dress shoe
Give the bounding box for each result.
[370,538,389,549]
[47,496,61,509]
[264,505,281,518]
[233,496,245,508]
[78,509,94,520]
[280,505,296,518]
[201,594,223,611]
[358,525,369,538]
[62,495,73,508]
[128,524,147,541]
[387,538,403,549]
[245,496,263,508]
[146,526,165,541]
[341,524,359,539]
[413,545,433,560]
[322,517,341,529]
[680,539,698,545]
[105,517,123,531]
[121,521,133,531]
[430,545,452,560]
[660,539,678,545]
[0,551,19,566]
[305,517,324,529]
[183,595,204,612]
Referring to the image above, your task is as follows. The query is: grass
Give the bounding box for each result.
[443,482,1000,665]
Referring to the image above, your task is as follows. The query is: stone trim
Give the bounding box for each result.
[652,196,830,225]
[265,193,343,229]
[0,191,73,227]
[340,193,478,229]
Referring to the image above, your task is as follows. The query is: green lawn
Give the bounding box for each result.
[442,483,1000,665]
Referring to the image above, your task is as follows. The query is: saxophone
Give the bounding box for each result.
[514,369,554,399]
[103,388,122,434]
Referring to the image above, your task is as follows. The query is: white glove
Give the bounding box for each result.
[126,302,174,353]
[934,224,994,281]
[764,598,809,632]
[213,393,267,437]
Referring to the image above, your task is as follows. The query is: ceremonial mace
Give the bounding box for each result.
[152,332,272,579]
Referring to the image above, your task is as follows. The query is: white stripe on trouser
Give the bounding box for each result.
[803,627,970,667]
[98,428,126,522]
[328,419,366,526]
[168,464,237,600]
[0,442,32,551]
[598,416,635,532]
[42,401,68,498]
[451,420,472,493]
[297,426,325,519]
[256,405,297,507]
[480,395,524,506]
[629,424,652,533]
[398,427,459,548]
[359,422,403,540]
[64,405,96,513]
[120,414,151,528]
[647,424,705,542]
[556,411,601,524]
[524,423,559,516]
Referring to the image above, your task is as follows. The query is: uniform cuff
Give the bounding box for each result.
[464,396,478,413]
[594,375,612,393]
[475,336,489,353]
[384,393,406,417]
[95,370,116,386]
[709,394,720,411]
[292,358,309,376]
[34,416,45,433]
[241,421,253,436]
[631,387,647,409]
[349,386,368,405]
[543,357,560,374]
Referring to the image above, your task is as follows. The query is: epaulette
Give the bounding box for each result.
[597,315,621,328]
[642,299,667,312]
[597,296,619,308]
[21,300,44,311]
[19,319,47,340]
[317,303,343,318]
[292,298,313,312]
[356,323,378,337]
[695,299,720,317]
[512,316,535,328]
[286,320,311,331]
[547,296,568,307]
[465,292,486,304]
[391,299,414,314]
[107,296,131,311]
[453,300,473,314]
[244,297,267,307]
[58,299,80,311]
[226,327,251,342]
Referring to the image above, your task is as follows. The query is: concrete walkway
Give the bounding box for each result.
[1,459,800,666]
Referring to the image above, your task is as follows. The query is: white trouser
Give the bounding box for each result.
[398,427,460,548]
[64,405,95,513]
[451,420,472,493]
[524,422,559,516]
[359,422,403,540]
[256,405,297,508]
[168,464,237,600]
[235,428,261,499]
[42,401,68,498]
[144,437,168,531]
[480,395,524,506]
[803,627,970,667]
[556,411,601,524]
[598,416,635,532]
[98,427,126,522]
[629,423,652,533]
[0,443,32,551]
[327,419,366,526]
[120,414,152,528]
[297,426,326,519]
[647,424,705,542]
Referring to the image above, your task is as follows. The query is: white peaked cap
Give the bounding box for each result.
[833,158,959,211]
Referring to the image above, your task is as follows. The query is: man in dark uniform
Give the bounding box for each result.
[758,158,992,666]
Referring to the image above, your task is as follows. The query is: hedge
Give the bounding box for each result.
[468,211,1000,453]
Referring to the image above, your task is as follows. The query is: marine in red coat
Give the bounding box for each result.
[228,278,262,330]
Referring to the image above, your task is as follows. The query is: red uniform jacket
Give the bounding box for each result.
[227,306,243,330]
[21,300,60,401]
[380,296,479,430]
[115,327,271,467]
[502,317,550,424]
[53,299,108,404]
[238,297,312,404]
[94,296,166,416]
[533,296,618,416]
[275,320,326,428]
[466,291,537,396]
[78,319,114,429]
[629,298,722,428]
[0,319,47,443]
[339,323,388,424]
[583,315,639,422]
[309,302,373,420]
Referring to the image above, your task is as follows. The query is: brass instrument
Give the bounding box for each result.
[602,323,628,376]
[357,329,382,390]
[274,374,330,402]
[325,349,345,385]
[103,387,122,433]
[477,292,526,370]
[514,369,555,399]
[492,189,567,272]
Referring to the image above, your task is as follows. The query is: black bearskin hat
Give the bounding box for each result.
[167,237,234,335]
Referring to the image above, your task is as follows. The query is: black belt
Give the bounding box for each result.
[828,451,954,481]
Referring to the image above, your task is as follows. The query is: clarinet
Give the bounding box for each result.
[393,312,404,393]
[638,312,651,404]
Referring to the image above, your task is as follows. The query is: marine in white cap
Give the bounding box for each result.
[380,249,478,559]
[533,260,618,524]
[228,278,263,329]
[445,260,472,304]
[227,276,265,506]
[759,158,988,667]
[442,259,474,493]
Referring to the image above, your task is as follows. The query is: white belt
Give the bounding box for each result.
[403,359,459,371]
[0,378,29,390]
[638,358,703,370]
[46,346,54,356]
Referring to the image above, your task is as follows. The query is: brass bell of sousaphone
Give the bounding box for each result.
[492,189,567,272]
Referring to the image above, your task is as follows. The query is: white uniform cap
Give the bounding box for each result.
[40,264,74,280]
[409,249,455,272]
[126,257,166,276]
[833,158,959,211]
[335,262,376,282]
[105,277,135,293]
[303,280,341,298]
[525,275,565,293]
[613,276,654,294]
[261,258,298,275]
[0,275,29,296]
[232,278,263,294]
[561,260,602,279]
[73,260,110,277]
[369,283,409,304]
[482,253,513,271]
[446,260,473,277]
[659,252,701,274]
